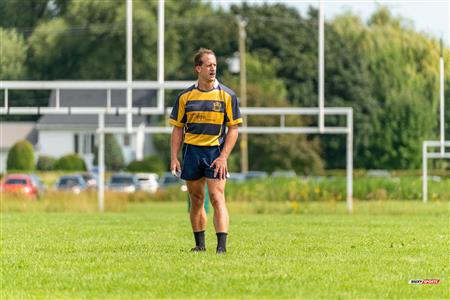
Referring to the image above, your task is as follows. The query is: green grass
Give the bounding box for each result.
[1,201,448,299]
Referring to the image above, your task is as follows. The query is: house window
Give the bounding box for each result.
[123,134,130,146]
[83,134,95,154]
[74,134,79,153]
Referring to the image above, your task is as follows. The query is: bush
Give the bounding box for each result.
[54,154,87,171]
[93,134,125,171]
[7,140,35,171]
[126,155,166,173]
[36,155,57,171]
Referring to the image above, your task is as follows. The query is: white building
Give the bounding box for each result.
[35,89,157,170]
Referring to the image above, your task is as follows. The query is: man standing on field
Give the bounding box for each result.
[169,48,242,254]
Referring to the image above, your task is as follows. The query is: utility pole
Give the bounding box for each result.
[238,17,249,173]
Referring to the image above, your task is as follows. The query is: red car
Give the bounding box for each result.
[0,174,44,199]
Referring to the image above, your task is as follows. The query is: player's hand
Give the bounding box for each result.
[211,155,227,180]
[170,158,181,178]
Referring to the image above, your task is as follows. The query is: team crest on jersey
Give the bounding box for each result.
[212,101,222,112]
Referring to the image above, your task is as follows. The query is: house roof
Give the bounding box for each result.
[37,89,156,129]
[0,122,38,150]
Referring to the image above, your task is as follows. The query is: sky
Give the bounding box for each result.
[213,0,450,45]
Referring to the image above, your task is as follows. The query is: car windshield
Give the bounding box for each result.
[59,178,80,187]
[6,178,27,185]
[111,177,133,184]
[81,175,92,181]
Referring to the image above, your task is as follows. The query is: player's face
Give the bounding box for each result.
[196,54,217,82]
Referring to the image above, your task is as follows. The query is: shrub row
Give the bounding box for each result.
[7,140,165,172]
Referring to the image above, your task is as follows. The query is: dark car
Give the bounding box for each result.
[55,175,87,194]
[228,172,246,182]
[107,173,140,193]
[80,173,98,189]
[271,170,297,178]
[245,171,269,181]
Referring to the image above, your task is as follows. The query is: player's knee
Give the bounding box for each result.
[190,192,205,209]
[209,191,224,207]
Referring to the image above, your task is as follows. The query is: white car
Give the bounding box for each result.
[136,173,159,193]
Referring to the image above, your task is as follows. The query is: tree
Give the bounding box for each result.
[7,140,35,171]
[361,7,444,168]
[0,28,27,80]
[230,3,319,107]
[1,0,54,29]
[222,53,324,174]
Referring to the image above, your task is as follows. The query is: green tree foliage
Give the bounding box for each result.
[361,7,444,169]
[54,154,86,171]
[6,140,35,171]
[36,155,57,171]
[0,0,56,29]
[230,4,319,107]
[223,54,324,174]
[93,134,125,171]
[0,28,27,80]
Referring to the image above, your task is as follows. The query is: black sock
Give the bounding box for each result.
[216,232,228,250]
[194,231,205,248]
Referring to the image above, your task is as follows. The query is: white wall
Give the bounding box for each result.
[39,131,74,157]
[0,151,7,174]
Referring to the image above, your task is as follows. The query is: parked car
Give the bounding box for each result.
[271,170,297,178]
[80,173,98,189]
[228,172,246,182]
[245,171,269,180]
[108,173,140,193]
[159,172,187,192]
[0,173,45,198]
[55,175,87,194]
[136,173,159,193]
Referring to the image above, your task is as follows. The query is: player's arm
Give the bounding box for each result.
[170,126,183,177]
[211,125,239,179]
[169,92,186,177]
[220,125,239,160]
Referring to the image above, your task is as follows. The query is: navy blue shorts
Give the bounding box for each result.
[181,144,222,181]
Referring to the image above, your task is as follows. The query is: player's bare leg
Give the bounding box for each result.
[186,178,207,252]
[207,178,229,254]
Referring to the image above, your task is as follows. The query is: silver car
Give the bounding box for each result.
[107,174,140,193]
[135,173,159,193]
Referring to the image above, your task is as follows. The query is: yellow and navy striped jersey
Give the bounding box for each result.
[169,80,242,146]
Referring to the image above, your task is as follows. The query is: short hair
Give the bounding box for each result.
[194,48,216,66]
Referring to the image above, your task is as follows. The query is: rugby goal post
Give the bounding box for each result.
[422,41,449,202]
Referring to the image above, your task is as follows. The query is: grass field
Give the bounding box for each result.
[1,200,448,299]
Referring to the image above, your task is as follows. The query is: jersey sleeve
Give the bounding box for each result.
[169,93,186,127]
[225,93,243,126]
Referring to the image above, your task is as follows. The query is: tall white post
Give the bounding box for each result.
[4,89,8,110]
[346,109,353,213]
[98,113,105,212]
[422,142,428,202]
[318,0,325,133]
[126,0,133,133]
[439,41,444,155]
[157,0,165,112]
[56,89,60,108]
